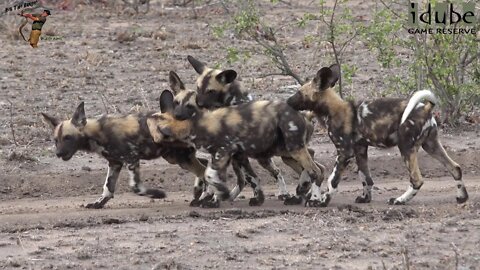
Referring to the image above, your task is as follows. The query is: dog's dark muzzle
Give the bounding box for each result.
[287,93,305,110]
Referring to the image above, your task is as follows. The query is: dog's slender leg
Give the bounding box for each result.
[285,147,325,207]
[229,158,246,200]
[127,161,166,199]
[201,151,231,208]
[257,158,290,200]
[177,155,207,207]
[389,147,422,205]
[354,144,374,203]
[281,157,312,199]
[239,158,265,206]
[85,161,123,209]
[422,129,468,203]
[321,153,353,206]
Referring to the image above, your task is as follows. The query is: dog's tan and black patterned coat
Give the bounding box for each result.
[287,64,468,206]
[148,90,325,208]
[42,103,207,208]
[185,56,321,203]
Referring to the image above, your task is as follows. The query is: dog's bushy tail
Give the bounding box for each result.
[401,90,437,124]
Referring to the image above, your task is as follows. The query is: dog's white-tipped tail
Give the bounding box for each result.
[401,90,437,124]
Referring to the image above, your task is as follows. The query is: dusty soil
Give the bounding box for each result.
[0,1,479,269]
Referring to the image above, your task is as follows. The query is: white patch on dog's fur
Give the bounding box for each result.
[299,170,310,185]
[361,102,372,118]
[310,183,322,200]
[205,166,221,184]
[288,121,298,131]
[395,185,418,203]
[128,170,146,194]
[326,164,338,194]
[271,162,288,196]
[422,117,437,132]
[229,185,242,200]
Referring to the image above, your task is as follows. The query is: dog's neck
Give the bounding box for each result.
[316,89,354,135]
[79,119,107,152]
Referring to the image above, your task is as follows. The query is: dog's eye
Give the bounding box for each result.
[207,89,216,94]
[186,104,195,109]
[64,135,73,141]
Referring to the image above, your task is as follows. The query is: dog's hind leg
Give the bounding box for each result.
[229,157,247,201]
[389,146,423,205]
[257,158,290,200]
[354,144,374,203]
[178,155,207,207]
[422,129,468,203]
[127,161,166,199]
[239,158,265,206]
[85,160,123,209]
[285,147,325,207]
[281,157,311,200]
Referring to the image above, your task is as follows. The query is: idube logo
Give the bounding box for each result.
[408,2,477,34]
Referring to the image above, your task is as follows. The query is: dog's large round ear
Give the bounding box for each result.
[71,102,87,128]
[313,65,341,91]
[41,113,60,129]
[160,90,174,113]
[216,69,237,85]
[169,71,185,95]
[329,64,341,87]
[187,55,206,74]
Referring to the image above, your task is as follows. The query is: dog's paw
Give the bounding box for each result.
[355,195,371,204]
[306,199,324,207]
[277,193,291,201]
[388,198,405,205]
[189,199,201,207]
[84,201,105,209]
[248,197,263,206]
[145,189,166,199]
[456,195,468,204]
[200,199,220,208]
[295,182,311,196]
[284,195,303,205]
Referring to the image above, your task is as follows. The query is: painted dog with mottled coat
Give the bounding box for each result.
[148,90,325,208]
[287,64,468,206]
[186,56,320,202]
[42,103,207,208]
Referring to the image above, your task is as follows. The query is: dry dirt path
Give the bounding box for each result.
[1,177,479,270]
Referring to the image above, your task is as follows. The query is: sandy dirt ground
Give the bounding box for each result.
[0,1,479,269]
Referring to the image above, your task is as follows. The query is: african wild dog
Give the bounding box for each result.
[148,90,325,208]
[41,103,207,208]
[187,55,252,108]
[169,70,308,203]
[287,64,468,206]
[186,56,319,201]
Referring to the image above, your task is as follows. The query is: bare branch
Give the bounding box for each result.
[7,99,18,147]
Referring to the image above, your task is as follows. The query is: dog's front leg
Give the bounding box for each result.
[201,150,232,208]
[127,161,166,199]
[237,156,265,206]
[85,160,123,209]
[320,152,353,207]
[258,158,290,201]
[354,144,374,203]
